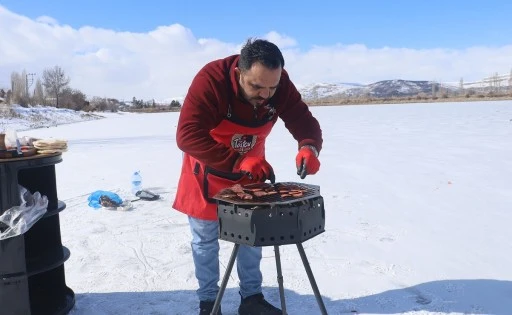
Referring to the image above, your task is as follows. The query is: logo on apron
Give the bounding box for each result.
[231,134,257,154]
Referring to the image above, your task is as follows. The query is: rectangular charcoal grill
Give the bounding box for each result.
[213,182,325,247]
[211,181,329,315]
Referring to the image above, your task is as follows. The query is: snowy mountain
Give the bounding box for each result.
[299,79,459,100]
[297,82,363,100]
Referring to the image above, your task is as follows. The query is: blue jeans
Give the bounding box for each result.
[188,216,263,302]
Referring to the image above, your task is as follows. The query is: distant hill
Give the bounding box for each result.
[297,82,363,100]
[299,79,459,101]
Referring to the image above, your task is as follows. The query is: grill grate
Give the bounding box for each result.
[213,182,320,206]
[214,182,325,246]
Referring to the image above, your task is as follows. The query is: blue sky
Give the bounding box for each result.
[2,0,511,49]
[0,1,511,100]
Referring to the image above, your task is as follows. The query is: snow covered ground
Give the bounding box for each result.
[2,100,512,314]
[0,104,102,132]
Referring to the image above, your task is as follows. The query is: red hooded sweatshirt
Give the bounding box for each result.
[173,55,323,220]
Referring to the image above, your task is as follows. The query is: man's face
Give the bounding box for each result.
[236,62,281,107]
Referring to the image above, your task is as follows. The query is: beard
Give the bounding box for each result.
[238,78,268,106]
[241,91,266,107]
[252,97,267,105]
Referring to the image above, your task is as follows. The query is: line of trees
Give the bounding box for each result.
[0,65,181,112]
[2,66,80,109]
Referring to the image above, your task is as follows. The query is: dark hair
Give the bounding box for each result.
[238,38,285,72]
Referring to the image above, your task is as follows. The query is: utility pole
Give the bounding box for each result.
[494,72,499,93]
[26,73,36,97]
[509,68,512,93]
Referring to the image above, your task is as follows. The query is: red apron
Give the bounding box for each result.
[173,115,274,220]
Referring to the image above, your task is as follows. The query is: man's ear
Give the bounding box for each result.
[234,67,241,83]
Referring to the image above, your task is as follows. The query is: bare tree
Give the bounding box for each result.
[90,96,109,111]
[10,71,27,105]
[33,78,46,105]
[42,66,70,108]
[60,87,87,110]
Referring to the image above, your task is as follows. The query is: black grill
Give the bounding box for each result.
[213,182,325,246]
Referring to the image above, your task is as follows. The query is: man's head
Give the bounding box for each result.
[235,39,284,107]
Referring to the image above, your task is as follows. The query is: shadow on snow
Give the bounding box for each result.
[68,279,511,314]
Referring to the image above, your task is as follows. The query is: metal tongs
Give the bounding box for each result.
[297,158,308,179]
[241,170,276,184]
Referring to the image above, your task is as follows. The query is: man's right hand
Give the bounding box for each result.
[236,156,275,183]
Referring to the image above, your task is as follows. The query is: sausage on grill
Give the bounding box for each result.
[217,183,308,201]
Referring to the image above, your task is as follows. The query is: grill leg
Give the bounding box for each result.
[296,243,328,315]
[211,243,240,315]
[274,245,287,315]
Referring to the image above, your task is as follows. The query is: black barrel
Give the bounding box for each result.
[0,153,75,315]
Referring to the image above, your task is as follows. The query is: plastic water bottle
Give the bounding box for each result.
[131,171,142,195]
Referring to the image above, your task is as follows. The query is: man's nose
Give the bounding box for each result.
[259,89,270,99]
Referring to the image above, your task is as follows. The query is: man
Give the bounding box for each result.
[173,38,323,315]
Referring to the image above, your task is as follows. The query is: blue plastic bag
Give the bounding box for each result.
[88,190,123,209]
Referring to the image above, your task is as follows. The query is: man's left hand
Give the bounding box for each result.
[295,145,320,179]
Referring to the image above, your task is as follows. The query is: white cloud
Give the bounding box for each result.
[35,15,59,26]
[1,5,511,101]
[263,31,298,49]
